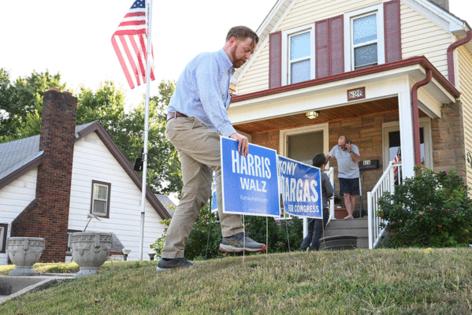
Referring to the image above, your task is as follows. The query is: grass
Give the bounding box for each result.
[0,248,471,314]
[0,262,79,275]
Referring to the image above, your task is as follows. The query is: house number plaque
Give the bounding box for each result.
[347,87,366,101]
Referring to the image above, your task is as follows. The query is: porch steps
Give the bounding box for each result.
[322,218,369,249]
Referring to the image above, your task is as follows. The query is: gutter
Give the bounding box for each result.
[447,30,472,86]
[411,68,433,165]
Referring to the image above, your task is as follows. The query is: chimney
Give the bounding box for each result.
[430,0,449,11]
[12,90,77,262]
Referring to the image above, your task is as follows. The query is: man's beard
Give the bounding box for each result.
[230,47,246,68]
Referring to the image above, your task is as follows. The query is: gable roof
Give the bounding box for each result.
[0,122,171,219]
[235,0,471,81]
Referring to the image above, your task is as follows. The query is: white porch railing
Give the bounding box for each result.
[326,167,335,223]
[367,161,402,249]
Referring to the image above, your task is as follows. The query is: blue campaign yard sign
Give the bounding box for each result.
[220,137,280,217]
[278,156,323,219]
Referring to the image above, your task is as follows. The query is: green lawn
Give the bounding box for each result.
[0,248,471,314]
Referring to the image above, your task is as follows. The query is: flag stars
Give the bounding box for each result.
[132,0,145,9]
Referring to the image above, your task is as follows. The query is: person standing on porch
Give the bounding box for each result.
[327,136,361,220]
[300,153,334,251]
[157,26,266,271]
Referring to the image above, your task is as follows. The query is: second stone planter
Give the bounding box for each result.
[70,232,112,276]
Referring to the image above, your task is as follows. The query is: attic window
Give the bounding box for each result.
[90,181,111,218]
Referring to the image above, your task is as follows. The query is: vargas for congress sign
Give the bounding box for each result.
[220,137,280,217]
[278,156,323,219]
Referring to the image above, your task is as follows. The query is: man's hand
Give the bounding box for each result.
[346,143,352,152]
[230,132,249,156]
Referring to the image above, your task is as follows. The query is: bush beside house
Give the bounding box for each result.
[378,168,472,247]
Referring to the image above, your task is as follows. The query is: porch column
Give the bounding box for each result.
[398,85,415,179]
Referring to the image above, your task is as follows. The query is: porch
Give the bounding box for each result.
[230,59,463,248]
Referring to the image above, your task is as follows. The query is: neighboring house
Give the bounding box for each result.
[0,90,170,264]
[230,0,472,198]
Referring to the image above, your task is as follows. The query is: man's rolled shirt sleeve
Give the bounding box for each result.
[195,55,236,137]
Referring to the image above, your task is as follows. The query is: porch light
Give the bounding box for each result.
[305,111,319,119]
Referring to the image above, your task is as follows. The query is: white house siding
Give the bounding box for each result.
[68,132,166,261]
[400,2,453,78]
[0,168,37,264]
[458,46,472,190]
[236,0,455,95]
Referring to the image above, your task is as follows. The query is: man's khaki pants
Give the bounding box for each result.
[162,117,243,259]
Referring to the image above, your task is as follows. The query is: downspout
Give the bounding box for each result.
[447,30,472,86]
[411,68,432,166]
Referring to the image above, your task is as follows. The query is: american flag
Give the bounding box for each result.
[112,0,155,89]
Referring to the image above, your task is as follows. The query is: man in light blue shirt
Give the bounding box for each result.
[328,136,361,220]
[158,26,264,271]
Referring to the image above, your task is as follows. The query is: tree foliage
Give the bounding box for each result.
[0,69,181,195]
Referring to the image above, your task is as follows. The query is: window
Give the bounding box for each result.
[344,5,384,71]
[289,31,312,84]
[282,26,314,85]
[90,181,111,217]
[352,13,378,69]
[0,224,8,253]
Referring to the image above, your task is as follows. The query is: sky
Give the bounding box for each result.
[0,0,471,108]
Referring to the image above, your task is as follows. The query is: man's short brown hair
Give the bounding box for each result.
[226,26,259,44]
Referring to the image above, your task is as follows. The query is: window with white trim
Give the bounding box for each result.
[90,181,111,217]
[288,30,312,84]
[344,5,384,71]
[352,13,378,69]
[0,224,8,253]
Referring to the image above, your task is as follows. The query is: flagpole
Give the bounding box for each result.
[140,0,153,261]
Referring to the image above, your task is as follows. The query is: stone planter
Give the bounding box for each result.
[70,232,112,276]
[7,237,45,276]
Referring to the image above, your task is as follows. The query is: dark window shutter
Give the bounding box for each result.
[316,16,344,78]
[329,15,344,75]
[384,0,402,63]
[269,31,282,88]
[316,19,329,78]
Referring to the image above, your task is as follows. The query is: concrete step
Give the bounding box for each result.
[357,237,368,248]
[327,218,368,229]
[320,235,357,250]
[323,228,368,238]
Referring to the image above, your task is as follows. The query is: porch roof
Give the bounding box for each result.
[232,56,460,104]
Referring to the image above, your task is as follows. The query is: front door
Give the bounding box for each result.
[280,124,329,164]
[382,119,432,169]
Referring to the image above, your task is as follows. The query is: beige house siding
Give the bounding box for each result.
[458,46,472,188]
[236,40,270,94]
[400,2,453,77]
[277,0,382,30]
[236,0,456,95]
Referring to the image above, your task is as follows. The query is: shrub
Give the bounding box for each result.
[150,205,304,260]
[378,168,472,247]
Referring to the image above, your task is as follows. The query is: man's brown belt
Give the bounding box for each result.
[167,111,188,121]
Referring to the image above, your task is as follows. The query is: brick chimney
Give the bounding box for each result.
[430,0,449,11]
[12,90,77,262]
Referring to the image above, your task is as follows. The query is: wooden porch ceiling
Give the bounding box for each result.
[235,97,401,133]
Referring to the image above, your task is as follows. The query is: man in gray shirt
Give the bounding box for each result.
[328,136,361,220]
